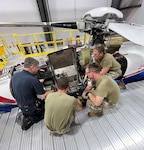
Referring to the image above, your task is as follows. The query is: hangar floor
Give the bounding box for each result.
[1,79,144,150]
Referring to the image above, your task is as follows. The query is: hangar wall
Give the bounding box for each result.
[122,0,144,24]
[48,0,112,22]
[0,0,112,34]
[0,0,43,34]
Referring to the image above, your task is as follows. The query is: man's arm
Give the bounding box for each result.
[87,93,104,106]
[100,67,109,75]
[76,99,83,111]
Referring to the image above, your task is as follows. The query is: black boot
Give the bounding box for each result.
[21,116,34,130]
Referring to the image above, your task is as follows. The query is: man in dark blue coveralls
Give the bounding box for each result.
[11,57,52,130]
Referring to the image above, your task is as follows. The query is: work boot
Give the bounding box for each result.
[33,115,44,123]
[50,131,59,136]
[50,131,63,136]
[88,111,103,117]
[21,116,34,130]
[117,80,126,89]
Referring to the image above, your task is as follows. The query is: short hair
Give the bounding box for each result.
[56,77,69,90]
[76,35,80,38]
[94,44,106,54]
[24,57,39,68]
[86,62,101,73]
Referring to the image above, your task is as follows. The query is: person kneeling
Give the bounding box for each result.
[44,77,83,136]
[11,57,52,130]
[84,62,120,117]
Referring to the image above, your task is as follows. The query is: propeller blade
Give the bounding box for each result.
[108,22,144,46]
[0,21,78,29]
[51,22,77,29]
[0,22,50,27]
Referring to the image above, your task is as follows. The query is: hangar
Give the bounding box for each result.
[1,0,144,149]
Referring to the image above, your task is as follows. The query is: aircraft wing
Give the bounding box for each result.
[108,22,144,46]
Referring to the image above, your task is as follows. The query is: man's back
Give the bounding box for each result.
[12,70,44,105]
[44,92,77,132]
[95,75,120,104]
[98,53,121,72]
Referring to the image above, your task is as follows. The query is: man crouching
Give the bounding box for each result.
[84,62,120,117]
[44,76,83,136]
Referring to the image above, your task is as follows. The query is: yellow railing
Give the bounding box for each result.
[0,45,8,70]
[0,29,91,69]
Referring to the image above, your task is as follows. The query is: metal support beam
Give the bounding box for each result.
[36,0,53,41]
[111,0,121,9]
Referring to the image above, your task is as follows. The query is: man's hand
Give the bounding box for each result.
[76,99,83,111]
[82,91,90,99]
[84,83,92,92]
[46,90,54,95]
[85,91,91,96]
[37,90,54,100]
[39,79,44,83]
